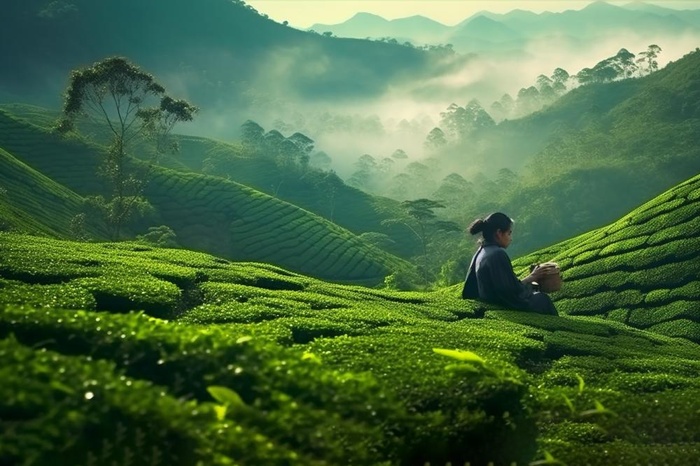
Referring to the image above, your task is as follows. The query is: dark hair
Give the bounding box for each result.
[468,212,513,242]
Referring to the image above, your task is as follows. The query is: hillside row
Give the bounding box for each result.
[2,171,700,463]
[0,109,414,285]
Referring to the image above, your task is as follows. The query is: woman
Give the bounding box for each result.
[461,212,558,315]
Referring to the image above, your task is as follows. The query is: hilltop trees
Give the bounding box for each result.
[637,44,662,75]
[438,100,495,142]
[485,44,664,122]
[575,48,639,85]
[56,56,197,239]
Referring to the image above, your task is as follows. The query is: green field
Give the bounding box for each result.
[2,174,700,464]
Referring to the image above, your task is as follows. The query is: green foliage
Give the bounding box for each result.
[0,106,417,286]
[57,56,197,239]
[3,221,700,464]
[137,224,179,248]
[514,172,700,343]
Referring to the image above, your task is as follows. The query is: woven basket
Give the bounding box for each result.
[536,262,562,293]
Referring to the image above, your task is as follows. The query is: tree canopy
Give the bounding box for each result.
[57,56,197,239]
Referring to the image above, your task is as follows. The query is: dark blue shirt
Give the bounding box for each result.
[462,242,533,310]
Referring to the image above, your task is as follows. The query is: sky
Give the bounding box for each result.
[246,0,700,28]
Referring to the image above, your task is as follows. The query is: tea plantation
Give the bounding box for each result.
[514,173,700,342]
[0,108,415,286]
[2,174,700,465]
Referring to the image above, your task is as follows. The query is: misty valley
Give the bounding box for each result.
[2,0,700,465]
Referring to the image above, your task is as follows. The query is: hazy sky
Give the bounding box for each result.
[246,0,700,28]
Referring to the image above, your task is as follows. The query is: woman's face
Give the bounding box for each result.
[494,226,513,248]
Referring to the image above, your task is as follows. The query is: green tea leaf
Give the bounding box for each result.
[213,404,227,421]
[562,394,575,414]
[529,449,567,465]
[433,348,486,365]
[301,351,322,364]
[444,363,481,373]
[207,386,245,408]
[580,399,617,417]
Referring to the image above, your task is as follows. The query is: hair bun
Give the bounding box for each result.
[468,218,485,235]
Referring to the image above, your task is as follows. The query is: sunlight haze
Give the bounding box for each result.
[246,0,700,27]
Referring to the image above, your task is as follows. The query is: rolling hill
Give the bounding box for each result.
[2,169,700,464]
[0,108,416,286]
[0,0,443,109]
[514,172,700,342]
[438,48,700,258]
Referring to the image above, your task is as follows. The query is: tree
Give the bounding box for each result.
[393,199,461,283]
[391,149,409,160]
[424,127,447,152]
[57,56,197,239]
[347,154,377,191]
[310,150,332,171]
[490,93,515,121]
[551,68,570,92]
[464,99,495,133]
[433,173,475,218]
[613,48,637,79]
[637,44,662,75]
[287,132,314,168]
[240,120,264,152]
[515,86,541,116]
[439,103,467,139]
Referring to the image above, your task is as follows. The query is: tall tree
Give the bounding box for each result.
[240,120,265,151]
[287,132,314,168]
[424,127,447,152]
[57,56,197,239]
[393,198,461,283]
[637,44,662,75]
[613,48,637,79]
[551,68,570,94]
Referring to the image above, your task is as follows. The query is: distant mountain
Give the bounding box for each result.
[313,1,700,56]
[310,13,451,44]
[0,0,442,109]
[451,15,523,43]
[311,12,392,37]
[621,1,690,15]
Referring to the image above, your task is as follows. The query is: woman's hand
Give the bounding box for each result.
[522,263,557,284]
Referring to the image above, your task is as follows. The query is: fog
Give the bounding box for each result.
[178,24,700,196]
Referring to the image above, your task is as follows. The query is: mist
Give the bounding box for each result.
[175,21,700,202]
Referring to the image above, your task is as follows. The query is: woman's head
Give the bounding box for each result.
[468,212,514,248]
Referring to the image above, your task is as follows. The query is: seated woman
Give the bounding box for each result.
[461,212,558,316]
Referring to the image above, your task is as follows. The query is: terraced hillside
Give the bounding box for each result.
[514,173,700,342]
[0,108,415,285]
[145,168,412,285]
[0,103,422,259]
[0,147,102,238]
[2,209,700,464]
[184,142,422,258]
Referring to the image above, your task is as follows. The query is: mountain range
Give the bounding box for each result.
[310,2,700,55]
